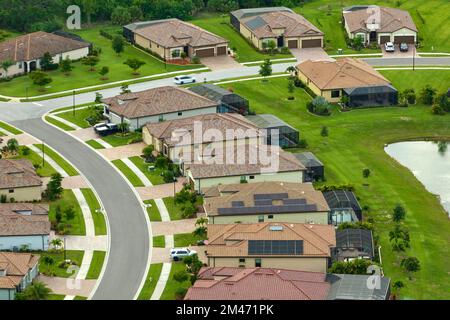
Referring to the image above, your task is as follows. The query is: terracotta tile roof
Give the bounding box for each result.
[145,113,259,147]
[184,144,305,179]
[203,181,329,217]
[0,203,50,236]
[133,18,228,48]
[0,31,89,63]
[206,222,335,258]
[297,58,391,90]
[0,252,39,289]
[102,86,219,119]
[0,159,42,189]
[185,267,330,300]
[241,11,323,39]
[343,6,417,33]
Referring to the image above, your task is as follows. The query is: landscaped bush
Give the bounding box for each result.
[338,221,374,231]
[307,96,331,116]
[316,184,355,192]
[297,139,308,149]
[99,30,113,40]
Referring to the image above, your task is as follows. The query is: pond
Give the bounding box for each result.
[385,141,450,217]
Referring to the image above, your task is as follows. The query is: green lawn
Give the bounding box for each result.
[0,121,22,134]
[137,263,163,300]
[86,139,105,149]
[145,199,162,221]
[49,189,86,236]
[160,262,192,300]
[12,146,57,177]
[129,156,166,185]
[153,235,165,248]
[39,250,84,278]
[163,197,184,221]
[0,25,202,98]
[56,107,95,129]
[112,159,144,187]
[74,296,88,300]
[46,294,66,300]
[45,116,76,131]
[86,251,106,279]
[102,132,142,147]
[34,144,78,176]
[81,188,107,236]
[219,74,450,299]
[379,70,450,93]
[174,233,206,247]
[191,14,293,62]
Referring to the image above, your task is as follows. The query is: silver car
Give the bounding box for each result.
[170,248,197,261]
[174,75,196,85]
[384,42,395,52]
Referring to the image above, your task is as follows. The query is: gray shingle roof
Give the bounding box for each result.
[327,274,390,300]
[231,7,293,20]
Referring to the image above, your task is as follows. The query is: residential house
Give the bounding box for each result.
[0,31,90,78]
[294,152,324,182]
[0,159,43,202]
[0,203,50,251]
[297,58,398,107]
[0,252,39,300]
[102,86,220,131]
[334,228,374,261]
[343,5,417,45]
[185,267,331,300]
[323,190,362,226]
[182,144,306,192]
[202,181,330,225]
[231,7,324,49]
[188,84,249,114]
[326,273,391,300]
[205,222,336,272]
[245,114,299,148]
[124,19,228,59]
[142,113,260,162]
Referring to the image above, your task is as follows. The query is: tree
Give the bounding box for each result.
[286,66,296,75]
[392,280,405,299]
[111,6,132,26]
[81,0,96,25]
[112,36,125,56]
[419,85,437,105]
[6,138,19,154]
[163,170,175,183]
[40,52,57,71]
[401,256,420,276]
[173,270,189,283]
[124,58,146,75]
[351,35,364,51]
[206,0,239,13]
[402,88,416,105]
[82,56,99,71]
[15,282,51,300]
[267,40,276,55]
[29,71,53,91]
[181,202,197,219]
[50,238,63,250]
[155,156,169,169]
[55,205,62,223]
[59,57,73,75]
[308,96,331,115]
[46,173,63,201]
[1,60,14,78]
[64,206,76,220]
[120,84,131,94]
[129,5,143,21]
[392,204,406,222]
[436,92,450,112]
[99,66,109,80]
[320,126,329,137]
[389,224,410,251]
[287,79,295,100]
[142,145,155,162]
[362,168,371,178]
[41,255,55,265]
[259,59,272,80]
[117,122,129,135]
[95,92,103,103]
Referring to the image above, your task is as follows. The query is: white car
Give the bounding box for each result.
[170,248,197,261]
[174,75,196,85]
[384,42,395,52]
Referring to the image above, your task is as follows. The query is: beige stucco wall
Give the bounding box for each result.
[298,71,341,103]
[209,211,329,224]
[208,256,329,272]
[0,186,42,202]
[135,34,169,59]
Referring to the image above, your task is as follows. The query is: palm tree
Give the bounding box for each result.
[1,60,14,78]
[286,66,296,75]
[22,282,51,300]
[6,138,19,155]
[195,217,208,227]
[50,238,63,250]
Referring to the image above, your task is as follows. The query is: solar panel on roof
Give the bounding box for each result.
[248,240,303,255]
[231,201,245,207]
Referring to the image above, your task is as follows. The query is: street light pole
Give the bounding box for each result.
[42,141,45,167]
[413,44,416,71]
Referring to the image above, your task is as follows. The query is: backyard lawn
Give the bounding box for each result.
[137,263,163,300]
[86,251,106,279]
[39,250,85,278]
[218,73,450,299]
[81,188,107,236]
[48,189,86,236]
[378,69,450,93]
[0,25,202,98]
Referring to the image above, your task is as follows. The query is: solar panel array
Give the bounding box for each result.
[248,240,304,255]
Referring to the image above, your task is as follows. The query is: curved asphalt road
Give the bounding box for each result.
[11,118,150,300]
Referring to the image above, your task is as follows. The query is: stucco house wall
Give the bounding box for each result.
[0,186,42,202]
[209,211,329,224]
[298,71,341,103]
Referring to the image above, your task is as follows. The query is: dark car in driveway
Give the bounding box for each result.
[400,43,409,52]
[94,123,118,136]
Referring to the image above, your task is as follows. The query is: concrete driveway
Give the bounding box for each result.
[98,142,146,161]
[201,55,242,71]
[382,44,418,58]
[291,48,335,63]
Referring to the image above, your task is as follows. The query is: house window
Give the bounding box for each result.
[18,62,22,69]
[172,49,181,58]
[331,90,340,98]
[268,215,274,219]
[249,175,255,180]
[9,189,14,193]
[239,258,246,267]
[159,115,164,122]
[255,259,262,267]
[258,215,264,222]
[178,112,182,116]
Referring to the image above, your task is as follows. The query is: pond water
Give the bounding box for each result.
[385,141,450,217]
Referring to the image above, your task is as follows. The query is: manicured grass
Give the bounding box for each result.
[12,146,57,177]
[46,294,66,300]
[163,197,184,221]
[86,251,106,280]
[56,107,95,129]
[128,156,165,185]
[0,121,22,134]
[86,139,105,149]
[191,14,293,62]
[379,70,450,93]
[160,262,191,300]
[220,75,450,299]
[50,103,95,114]
[112,159,144,187]
[145,199,162,221]
[153,235,165,248]
[137,263,163,300]
[74,296,87,300]
[80,188,107,236]
[34,144,78,176]
[49,189,86,236]
[39,250,85,278]
[0,25,201,98]
[174,233,206,247]
[45,116,76,131]
[101,132,142,147]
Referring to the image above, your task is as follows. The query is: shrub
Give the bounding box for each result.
[401,257,420,273]
[155,156,169,169]
[175,287,188,300]
[320,126,329,137]
[431,104,446,115]
[162,170,175,183]
[362,168,371,178]
[191,56,200,64]
[338,221,374,231]
[173,270,189,283]
[280,47,290,54]
[392,204,406,222]
[181,203,197,219]
[316,184,355,192]
[420,85,437,105]
[308,96,331,116]
[99,30,113,40]
[329,259,374,275]
[297,139,308,148]
[21,146,31,156]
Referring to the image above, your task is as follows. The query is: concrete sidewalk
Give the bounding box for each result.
[150,263,172,300]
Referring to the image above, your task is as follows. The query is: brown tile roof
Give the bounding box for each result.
[184,145,305,179]
[0,159,42,189]
[297,58,391,90]
[203,181,329,217]
[145,113,259,147]
[102,86,219,119]
[185,267,330,300]
[242,11,323,39]
[133,18,228,48]
[0,203,50,236]
[0,252,39,289]
[206,222,336,258]
[343,6,417,33]
[0,31,89,63]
